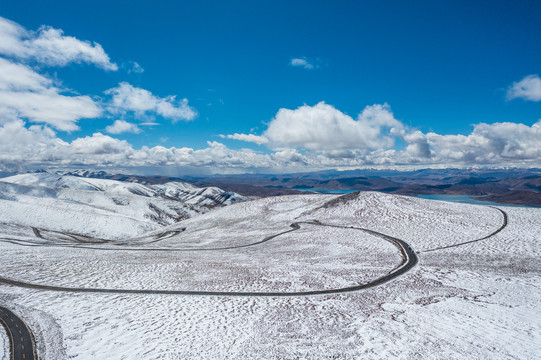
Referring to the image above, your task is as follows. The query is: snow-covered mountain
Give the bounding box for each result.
[0,173,249,239]
[0,187,540,359]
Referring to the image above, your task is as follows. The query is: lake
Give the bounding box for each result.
[414,194,531,207]
[296,189,536,207]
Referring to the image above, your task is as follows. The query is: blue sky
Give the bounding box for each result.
[0,1,540,174]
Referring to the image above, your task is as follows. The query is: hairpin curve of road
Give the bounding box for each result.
[0,206,508,296]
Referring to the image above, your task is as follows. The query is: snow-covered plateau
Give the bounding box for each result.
[0,173,248,239]
[0,176,539,359]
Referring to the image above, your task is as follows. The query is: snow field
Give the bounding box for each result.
[0,190,539,359]
[0,225,401,292]
[302,191,505,251]
[0,173,248,240]
[0,321,8,360]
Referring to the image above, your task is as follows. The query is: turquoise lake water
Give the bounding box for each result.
[414,194,531,207]
[296,189,537,208]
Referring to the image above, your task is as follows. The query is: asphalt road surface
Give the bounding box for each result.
[421,207,508,253]
[0,306,36,360]
[0,205,509,297]
[0,207,508,359]
[0,221,417,297]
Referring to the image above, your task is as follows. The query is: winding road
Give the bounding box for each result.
[0,206,508,359]
[421,207,508,253]
[0,221,417,296]
[0,207,509,297]
[0,307,37,360]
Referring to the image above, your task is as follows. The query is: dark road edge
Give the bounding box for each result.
[0,306,37,360]
[0,221,417,297]
[420,207,508,253]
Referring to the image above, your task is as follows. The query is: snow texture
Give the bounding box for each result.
[0,189,540,359]
[0,173,248,239]
[0,323,8,360]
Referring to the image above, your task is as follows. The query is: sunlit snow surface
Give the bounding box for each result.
[0,187,540,359]
[0,173,248,239]
[0,324,7,360]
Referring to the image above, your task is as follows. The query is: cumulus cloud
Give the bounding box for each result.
[507,75,541,102]
[220,133,268,145]
[0,60,189,133]
[1,116,541,173]
[0,57,52,91]
[0,16,117,70]
[0,119,66,169]
[263,102,403,150]
[0,119,276,172]
[218,102,541,170]
[106,82,197,122]
[271,148,309,165]
[0,16,125,131]
[71,133,133,155]
[105,120,141,134]
[402,130,432,159]
[0,17,195,132]
[426,120,541,164]
[290,57,315,70]
[0,58,102,131]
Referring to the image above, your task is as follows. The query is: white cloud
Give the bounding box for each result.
[0,17,195,132]
[0,119,287,172]
[0,16,117,70]
[0,57,52,91]
[0,58,102,131]
[271,148,309,165]
[0,16,123,131]
[426,120,541,164]
[221,133,268,145]
[507,75,541,102]
[71,133,133,155]
[402,130,432,159]
[216,102,541,170]
[105,120,141,134]
[1,117,541,173]
[290,57,315,70]
[0,119,58,149]
[124,61,144,74]
[0,119,67,169]
[263,102,403,150]
[106,82,197,122]
[0,82,540,173]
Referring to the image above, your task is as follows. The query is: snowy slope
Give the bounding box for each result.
[0,191,539,359]
[0,327,7,360]
[0,173,248,239]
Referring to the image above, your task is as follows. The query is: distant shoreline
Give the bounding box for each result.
[296,189,541,208]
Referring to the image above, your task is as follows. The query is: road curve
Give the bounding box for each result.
[0,306,37,360]
[421,207,508,253]
[0,221,417,297]
[0,206,509,296]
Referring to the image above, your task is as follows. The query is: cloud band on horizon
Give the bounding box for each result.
[0,15,540,174]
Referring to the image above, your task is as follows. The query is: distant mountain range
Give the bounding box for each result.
[189,169,541,206]
[5,168,540,206]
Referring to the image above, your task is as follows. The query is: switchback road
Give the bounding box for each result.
[421,207,508,253]
[0,206,508,296]
[0,306,37,360]
[0,221,417,297]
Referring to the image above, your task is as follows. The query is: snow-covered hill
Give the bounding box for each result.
[0,173,248,239]
[0,190,539,359]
